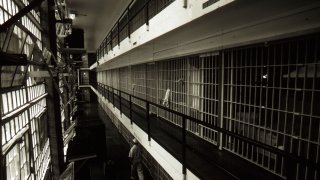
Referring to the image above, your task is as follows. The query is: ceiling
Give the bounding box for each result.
[67,0,131,52]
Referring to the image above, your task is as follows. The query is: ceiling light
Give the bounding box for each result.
[262,74,268,79]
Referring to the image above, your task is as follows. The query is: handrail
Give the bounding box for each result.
[96,0,175,60]
[92,82,320,172]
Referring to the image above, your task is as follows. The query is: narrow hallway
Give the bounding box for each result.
[67,90,152,180]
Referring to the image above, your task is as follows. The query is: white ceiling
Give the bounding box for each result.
[67,0,131,52]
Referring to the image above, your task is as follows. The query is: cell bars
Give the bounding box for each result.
[98,55,220,143]
[96,34,320,180]
[222,35,320,179]
[131,64,147,109]
[146,63,157,113]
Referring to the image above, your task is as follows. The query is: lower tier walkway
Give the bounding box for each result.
[67,100,153,179]
[95,87,283,180]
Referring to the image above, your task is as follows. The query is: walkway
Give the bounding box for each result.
[99,88,283,180]
[67,100,153,179]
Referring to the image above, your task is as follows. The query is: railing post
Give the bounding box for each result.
[119,91,122,115]
[104,85,106,98]
[127,8,130,40]
[145,1,149,27]
[101,84,103,97]
[110,31,113,50]
[117,22,120,47]
[147,102,151,141]
[112,88,115,108]
[130,95,133,124]
[107,86,110,101]
[182,117,186,177]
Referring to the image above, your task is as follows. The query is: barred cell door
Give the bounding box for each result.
[222,34,320,180]
[187,53,220,144]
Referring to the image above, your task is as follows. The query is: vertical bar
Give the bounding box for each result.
[147,101,151,141]
[103,84,105,98]
[107,86,110,101]
[119,91,122,115]
[219,52,224,150]
[0,69,2,180]
[117,22,120,47]
[127,8,131,39]
[301,39,309,179]
[145,1,149,26]
[110,31,113,50]
[28,127,36,180]
[130,95,133,124]
[182,117,186,176]
[112,87,115,108]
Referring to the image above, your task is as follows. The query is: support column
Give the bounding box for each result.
[218,52,224,150]
[0,69,3,180]
[45,78,64,180]
[43,0,64,179]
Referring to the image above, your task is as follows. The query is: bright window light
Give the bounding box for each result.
[17,91,21,107]
[7,92,12,112]
[0,9,4,24]
[2,94,8,114]
[10,120,15,136]
[2,127,6,145]
[15,117,19,133]
[12,91,16,109]
[6,123,11,141]
[69,13,75,20]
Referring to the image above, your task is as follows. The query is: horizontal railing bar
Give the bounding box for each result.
[98,0,173,56]
[93,82,320,170]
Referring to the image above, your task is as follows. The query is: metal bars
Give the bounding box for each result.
[96,33,320,180]
[222,35,320,180]
[132,64,147,109]
[96,0,175,60]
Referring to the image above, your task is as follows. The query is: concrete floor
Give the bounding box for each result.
[68,100,153,180]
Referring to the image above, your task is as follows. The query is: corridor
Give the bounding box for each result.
[67,93,153,180]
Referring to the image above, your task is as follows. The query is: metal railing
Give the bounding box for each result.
[91,81,320,179]
[96,0,175,61]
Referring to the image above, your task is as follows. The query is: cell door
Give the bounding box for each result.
[187,53,220,144]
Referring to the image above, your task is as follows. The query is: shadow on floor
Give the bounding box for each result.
[68,101,153,180]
